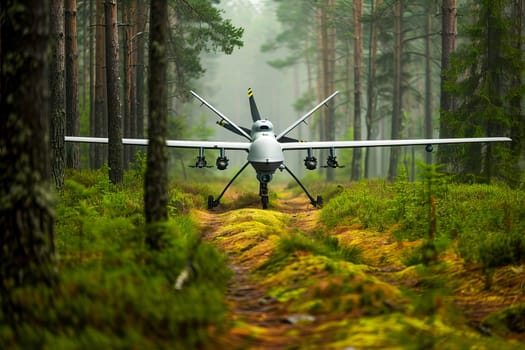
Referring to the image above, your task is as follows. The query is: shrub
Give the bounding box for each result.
[260,229,362,273]
[0,170,231,349]
[321,178,525,271]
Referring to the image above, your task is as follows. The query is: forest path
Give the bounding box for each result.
[195,187,338,349]
[194,185,525,349]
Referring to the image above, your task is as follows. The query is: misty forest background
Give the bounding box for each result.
[1,0,525,348]
[45,0,525,187]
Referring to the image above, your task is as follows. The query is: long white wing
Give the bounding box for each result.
[276,91,339,141]
[65,136,250,151]
[280,137,512,151]
[190,90,252,141]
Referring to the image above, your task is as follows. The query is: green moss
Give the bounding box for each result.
[321,181,525,273]
[483,304,525,335]
[194,182,524,349]
[0,170,231,350]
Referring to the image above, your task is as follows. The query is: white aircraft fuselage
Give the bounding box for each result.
[247,120,284,183]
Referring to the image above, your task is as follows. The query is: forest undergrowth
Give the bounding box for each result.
[0,167,232,349]
[200,173,525,349]
[1,166,525,349]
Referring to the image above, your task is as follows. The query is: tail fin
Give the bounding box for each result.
[248,88,262,121]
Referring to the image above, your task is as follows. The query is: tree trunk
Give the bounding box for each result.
[135,0,146,140]
[129,0,138,159]
[89,0,96,168]
[145,0,169,249]
[326,0,336,181]
[50,0,66,190]
[0,0,58,314]
[351,0,363,181]
[316,4,325,145]
[364,0,380,179]
[388,0,403,181]
[65,0,80,170]
[81,0,88,113]
[438,0,457,169]
[483,0,504,182]
[317,1,336,181]
[509,0,524,185]
[122,0,133,168]
[424,1,433,165]
[105,0,123,184]
[344,40,352,125]
[439,0,457,136]
[94,0,107,168]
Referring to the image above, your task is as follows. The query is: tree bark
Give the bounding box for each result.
[325,0,336,181]
[135,0,146,140]
[50,0,66,189]
[483,0,504,182]
[105,0,123,184]
[509,0,524,185]
[65,0,80,170]
[439,0,457,138]
[317,1,336,181]
[122,0,133,167]
[89,0,96,168]
[424,1,433,165]
[437,0,458,170]
[94,0,107,168]
[388,0,403,181]
[145,0,169,249]
[364,0,380,179]
[316,4,325,145]
[0,0,58,313]
[351,0,363,181]
[81,0,88,112]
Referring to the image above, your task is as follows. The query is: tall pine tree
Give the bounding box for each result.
[443,0,522,184]
[1,0,58,317]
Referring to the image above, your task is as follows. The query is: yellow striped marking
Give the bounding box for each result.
[248,88,253,97]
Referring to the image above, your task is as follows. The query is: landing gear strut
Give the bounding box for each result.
[283,165,322,207]
[207,162,250,209]
[259,182,269,209]
[206,162,323,210]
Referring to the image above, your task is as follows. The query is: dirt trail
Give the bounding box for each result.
[198,192,324,349]
[197,187,525,349]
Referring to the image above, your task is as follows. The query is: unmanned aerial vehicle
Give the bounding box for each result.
[66,88,511,209]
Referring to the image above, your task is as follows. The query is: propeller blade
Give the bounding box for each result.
[248,88,261,121]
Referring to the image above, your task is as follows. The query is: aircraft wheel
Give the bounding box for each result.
[261,196,269,209]
[316,195,323,207]
[207,195,215,210]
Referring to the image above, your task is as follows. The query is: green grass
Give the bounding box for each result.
[0,168,231,349]
[320,177,525,272]
[259,229,362,274]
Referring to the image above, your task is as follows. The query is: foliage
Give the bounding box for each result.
[259,229,362,274]
[321,176,525,273]
[0,169,231,349]
[320,180,394,231]
[168,0,244,95]
[439,184,525,289]
[482,304,525,336]
[191,181,525,348]
[442,0,524,184]
[260,0,315,69]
